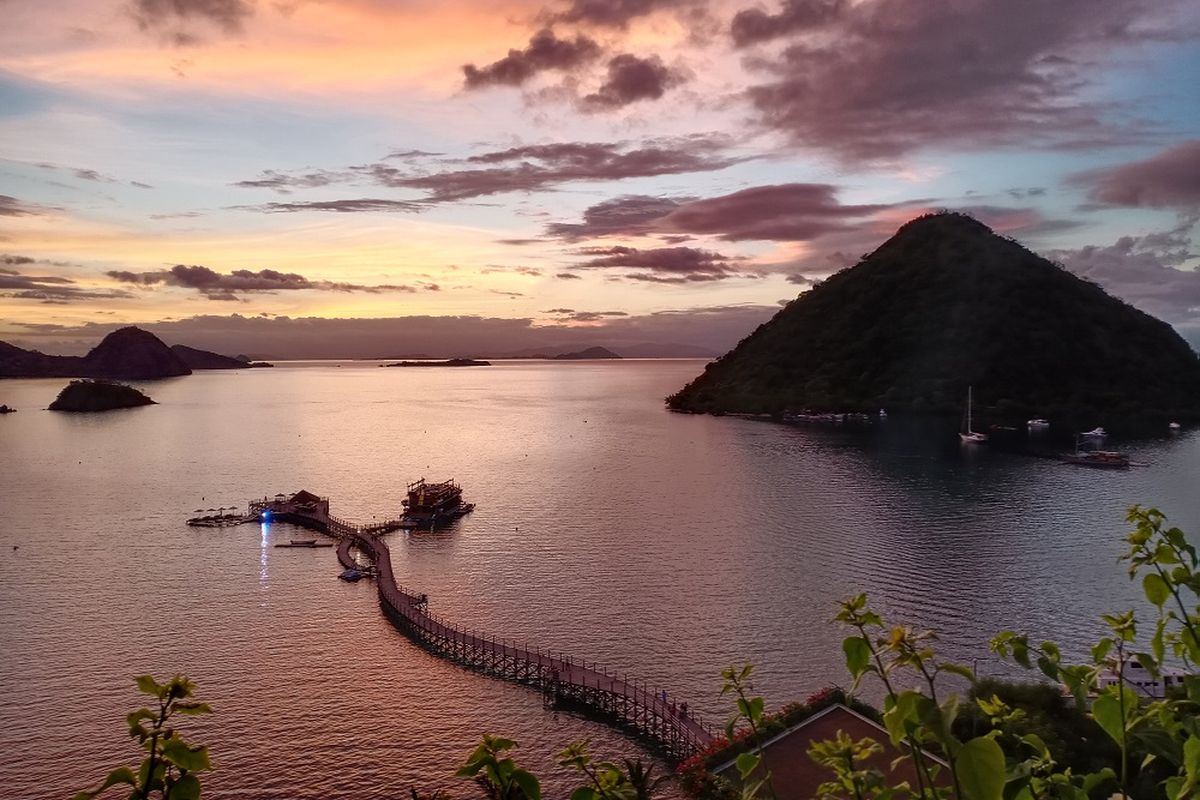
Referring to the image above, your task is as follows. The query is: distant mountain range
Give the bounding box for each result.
[548,346,621,360]
[0,327,712,379]
[669,212,1200,426]
[0,327,250,379]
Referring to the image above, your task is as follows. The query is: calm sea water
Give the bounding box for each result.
[1,360,1197,799]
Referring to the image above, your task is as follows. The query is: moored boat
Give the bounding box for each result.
[959,386,988,444]
[1063,450,1130,469]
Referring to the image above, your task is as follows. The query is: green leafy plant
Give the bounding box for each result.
[556,741,670,800]
[720,664,778,800]
[992,506,1200,799]
[74,675,212,800]
[456,734,540,800]
[802,506,1197,800]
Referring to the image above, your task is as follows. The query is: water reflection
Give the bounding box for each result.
[259,520,270,591]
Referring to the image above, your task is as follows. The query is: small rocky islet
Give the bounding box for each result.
[47,379,156,412]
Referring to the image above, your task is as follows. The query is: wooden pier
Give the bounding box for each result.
[231,492,715,759]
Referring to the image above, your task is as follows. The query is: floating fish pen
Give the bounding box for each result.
[401,478,475,526]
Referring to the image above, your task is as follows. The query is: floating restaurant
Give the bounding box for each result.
[401,478,475,526]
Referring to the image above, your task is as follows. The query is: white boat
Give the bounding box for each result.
[1027,418,1050,430]
[878,408,887,420]
[1169,421,1182,431]
[1081,427,1107,438]
[1098,660,1189,699]
[959,386,988,444]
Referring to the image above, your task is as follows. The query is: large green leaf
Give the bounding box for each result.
[169,773,201,800]
[1091,692,1132,747]
[1143,573,1170,607]
[160,740,212,773]
[511,768,540,800]
[735,751,761,780]
[956,736,1006,800]
[843,636,871,680]
[70,767,136,800]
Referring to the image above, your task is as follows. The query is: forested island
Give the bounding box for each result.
[47,379,156,412]
[668,213,1200,426]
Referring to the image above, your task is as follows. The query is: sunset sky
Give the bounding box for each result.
[2,0,1199,356]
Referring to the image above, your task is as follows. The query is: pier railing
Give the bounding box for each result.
[251,495,715,758]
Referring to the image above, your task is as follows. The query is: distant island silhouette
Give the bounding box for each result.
[0,327,267,379]
[539,346,622,360]
[48,379,155,412]
[384,358,492,367]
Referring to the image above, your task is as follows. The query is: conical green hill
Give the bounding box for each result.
[667,213,1200,425]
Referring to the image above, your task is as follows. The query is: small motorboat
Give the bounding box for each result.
[339,568,366,582]
[275,539,334,548]
[1027,418,1050,431]
[1081,427,1107,438]
[1169,421,1182,431]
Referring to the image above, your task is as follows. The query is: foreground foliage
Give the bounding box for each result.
[75,676,212,800]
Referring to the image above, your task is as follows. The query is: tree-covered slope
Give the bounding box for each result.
[668,213,1200,424]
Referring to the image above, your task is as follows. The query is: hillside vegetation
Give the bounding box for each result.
[668,213,1200,426]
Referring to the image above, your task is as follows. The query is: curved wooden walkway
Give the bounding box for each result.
[255,495,715,759]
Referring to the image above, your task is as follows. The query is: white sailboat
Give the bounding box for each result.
[960,386,988,444]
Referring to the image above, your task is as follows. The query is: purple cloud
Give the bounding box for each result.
[357,136,743,203]
[1051,220,1200,328]
[131,0,253,34]
[0,195,43,217]
[0,268,133,304]
[106,264,420,298]
[549,0,703,28]
[731,0,846,46]
[737,0,1185,161]
[232,169,349,193]
[549,183,889,241]
[572,245,747,282]
[582,54,686,110]
[1070,141,1200,209]
[250,199,426,213]
[463,28,601,89]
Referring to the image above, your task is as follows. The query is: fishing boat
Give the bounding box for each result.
[1063,434,1130,468]
[959,386,988,444]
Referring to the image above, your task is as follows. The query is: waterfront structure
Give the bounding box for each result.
[212,490,713,759]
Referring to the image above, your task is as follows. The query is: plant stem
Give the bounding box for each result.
[854,624,934,799]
